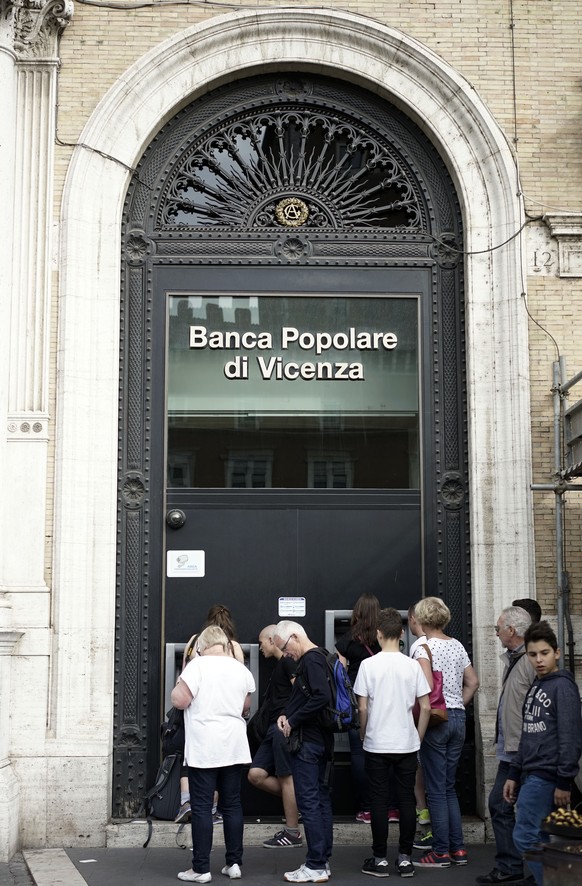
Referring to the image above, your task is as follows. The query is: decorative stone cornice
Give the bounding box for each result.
[1,0,73,60]
[544,212,582,277]
[544,212,582,238]
[0,631,24,655]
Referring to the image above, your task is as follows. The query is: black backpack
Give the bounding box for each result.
[141,751,184,847]
[145,752,182,820]
[161,706,185,756]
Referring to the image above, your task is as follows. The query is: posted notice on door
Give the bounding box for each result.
[167,550,206,577]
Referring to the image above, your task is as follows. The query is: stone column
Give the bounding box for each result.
[0,630,24,862]
[0,0,72,862]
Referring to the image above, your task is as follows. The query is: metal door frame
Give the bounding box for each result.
[114,72,468,817]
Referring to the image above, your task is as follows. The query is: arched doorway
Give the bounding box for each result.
[56,9,533,827]
[117,72,470,815]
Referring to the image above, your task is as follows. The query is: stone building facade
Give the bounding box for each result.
[1,0,581,861]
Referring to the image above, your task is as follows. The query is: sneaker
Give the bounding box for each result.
[388,809,400,822]
[450,849,468,866]
[395,857,415,878]
[356,811,372,824]
[325,863,331,878]
[475,871,526,884]
[178,872,212,883]
[263,829,303,848]
[361,858,390,878]
[175,801,192,824]
[213,812,223,825]
[412,852,451,868]
[412,831,432,851]
[284,865,328,883]
[221,865,241,879]
[416,808,430,825]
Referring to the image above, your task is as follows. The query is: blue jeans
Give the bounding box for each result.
[289,739,333,870]
[513,774,555,886]
[365,750,417,857]
[488,760,524,877]
[420,708,466,855]
[188,764,244,873]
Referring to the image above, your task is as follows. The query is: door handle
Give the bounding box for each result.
[166,509,186,529]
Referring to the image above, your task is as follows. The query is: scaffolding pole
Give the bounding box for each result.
[530,358,582,670]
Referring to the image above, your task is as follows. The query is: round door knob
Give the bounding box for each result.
[166,509,186,529]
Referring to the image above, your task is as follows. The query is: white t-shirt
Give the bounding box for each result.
[180,655,255,768]
[414,637,471,710]
[353,651,430,754]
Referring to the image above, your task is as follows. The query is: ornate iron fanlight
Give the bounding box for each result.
[158,109,425,231]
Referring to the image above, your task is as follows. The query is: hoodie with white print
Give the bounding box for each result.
[508,669,582,791]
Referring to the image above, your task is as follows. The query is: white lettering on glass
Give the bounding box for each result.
[190,325,398,353]
[280,327,397,354]
[189,326,273,349]
[256,356,364,381]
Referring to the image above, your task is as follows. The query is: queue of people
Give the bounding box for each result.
[168,597,581,885]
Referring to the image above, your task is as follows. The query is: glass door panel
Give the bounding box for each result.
[167,294,419,489]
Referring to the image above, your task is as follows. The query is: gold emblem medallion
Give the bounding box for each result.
[275,197,309,227]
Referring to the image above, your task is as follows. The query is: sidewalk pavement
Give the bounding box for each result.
[4,843,501,886]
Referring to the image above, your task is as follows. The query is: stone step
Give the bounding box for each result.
[107,817,486,849]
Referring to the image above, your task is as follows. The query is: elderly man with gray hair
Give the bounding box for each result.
[274,620,333,884]
[476,606,534,886]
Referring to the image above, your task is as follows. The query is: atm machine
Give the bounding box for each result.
[163,610,414,819]
[164,641,260,716]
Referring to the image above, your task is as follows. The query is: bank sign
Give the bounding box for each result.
[168,294,418,414]
[189,325,399,381]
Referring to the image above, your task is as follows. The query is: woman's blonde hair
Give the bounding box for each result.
[196,625,228,653]
[414,596,451,629]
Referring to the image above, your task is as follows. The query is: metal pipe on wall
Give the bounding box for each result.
[553,360,565,664]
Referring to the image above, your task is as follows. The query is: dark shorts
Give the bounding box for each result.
[250,723,293,778]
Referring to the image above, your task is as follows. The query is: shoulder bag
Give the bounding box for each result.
[413,643,448,728]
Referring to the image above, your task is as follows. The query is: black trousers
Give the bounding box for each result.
[364,750,417,857]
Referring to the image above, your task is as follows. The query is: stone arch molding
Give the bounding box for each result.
[56,9,533,746]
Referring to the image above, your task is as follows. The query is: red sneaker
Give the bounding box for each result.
[388,808,400,822]
[412,851,451,868]
[450,849,468,866]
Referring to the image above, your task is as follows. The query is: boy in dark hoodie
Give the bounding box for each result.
[503,621,582,885]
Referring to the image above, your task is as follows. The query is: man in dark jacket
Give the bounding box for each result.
[275,620,333,884]
[248,624,302,848]
[503,621,582,886]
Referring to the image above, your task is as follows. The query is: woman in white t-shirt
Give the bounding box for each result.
[413,597,479,870]
[171,625,255,883]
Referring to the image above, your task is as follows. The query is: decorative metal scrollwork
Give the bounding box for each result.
[159,108,426,231]
[274,235,312,261]
[441,472,465,510]
[275,78,314,99]
[122,473,145,509]
[429,232,461,268]
[124,232,152,265]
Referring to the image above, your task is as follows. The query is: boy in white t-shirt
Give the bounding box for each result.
[354,608,430,879]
